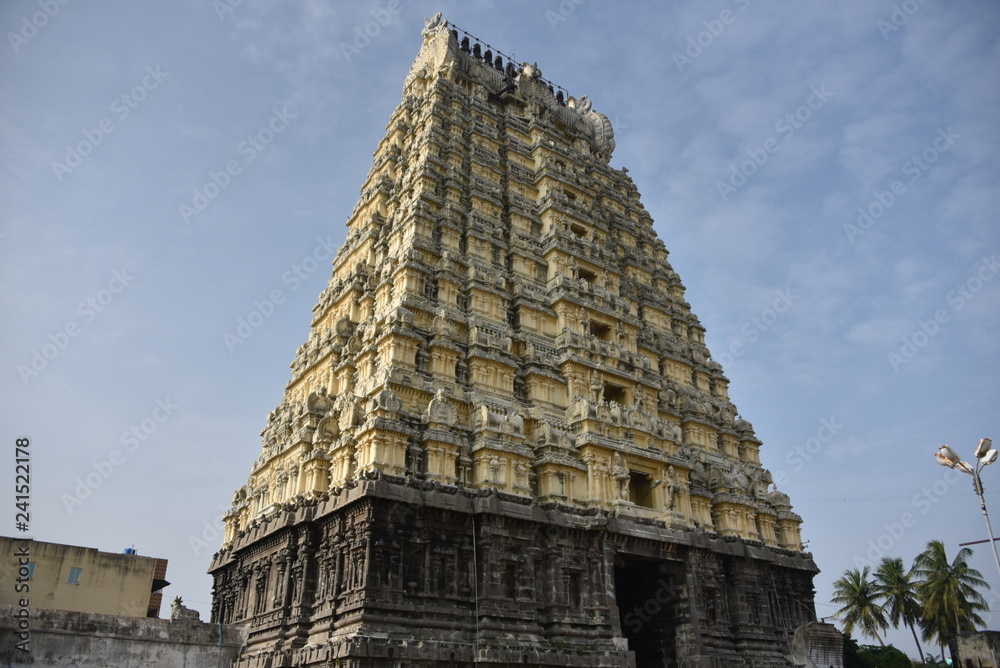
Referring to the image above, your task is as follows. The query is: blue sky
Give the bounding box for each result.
[1,0,998,652]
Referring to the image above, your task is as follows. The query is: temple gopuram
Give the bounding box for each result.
[209,15,819,668]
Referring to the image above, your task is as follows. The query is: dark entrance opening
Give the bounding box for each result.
[614,555,682,668]
[628,471,655,509]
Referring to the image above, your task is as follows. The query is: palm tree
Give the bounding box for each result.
[872,556,925,663]
[913,539,989,664]
[832,566,888,645]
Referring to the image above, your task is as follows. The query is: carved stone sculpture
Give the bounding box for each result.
[611,453,630,501]
[170,596,200,622]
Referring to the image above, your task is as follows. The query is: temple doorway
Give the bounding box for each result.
[614,556,682,667]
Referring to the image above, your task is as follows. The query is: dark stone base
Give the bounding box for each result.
[210,475,817,667]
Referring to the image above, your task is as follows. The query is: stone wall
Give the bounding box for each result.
[790,622,844,667]
[210,475,817,667]
[959,631,1000,668]
[0,605,246,668]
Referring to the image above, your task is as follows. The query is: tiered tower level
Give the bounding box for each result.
[210,16,817,668]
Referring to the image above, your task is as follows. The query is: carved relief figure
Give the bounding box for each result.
[422,12,443,37]
[664,466,677,510]
[567,95,592,114]
[520,62,541,81]
[307,386,333,415]
[427,389,456,424]
[589,370,603,403]
[611,453,630,501]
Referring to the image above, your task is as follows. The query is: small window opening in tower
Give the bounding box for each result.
[578,267,596,284]
[589,321,612,341]
[536,261,548,282]
[602,383,626,404]
[569,571,582,606]
[570,223,587,238]
[504,563,517,599]
[628,472,655,509]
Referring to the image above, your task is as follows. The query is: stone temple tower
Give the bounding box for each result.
[209,15,818,668]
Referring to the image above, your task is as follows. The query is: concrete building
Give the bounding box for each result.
[0,537,168,618]
[209,15,819,667]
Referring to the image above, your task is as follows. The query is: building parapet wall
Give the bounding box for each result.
[0,605,246,668]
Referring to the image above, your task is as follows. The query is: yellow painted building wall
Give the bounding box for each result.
[0,537,164,617]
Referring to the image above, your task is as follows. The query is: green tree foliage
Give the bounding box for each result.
[872,556,926,663]
[832,543,993,665]
[832,567,888,645]
[842,632,871,668]
[858,645,912,668]
[913,539,989,663]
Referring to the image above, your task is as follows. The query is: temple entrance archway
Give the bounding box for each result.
[614,555,683,668]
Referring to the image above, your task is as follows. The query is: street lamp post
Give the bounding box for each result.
[935,438,1000,584]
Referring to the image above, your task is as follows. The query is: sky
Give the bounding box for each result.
[1,0,998,655]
